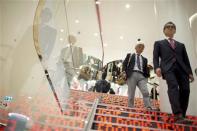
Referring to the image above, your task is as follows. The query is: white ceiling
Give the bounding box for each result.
[63,0,196,65]
[42,0,197,65]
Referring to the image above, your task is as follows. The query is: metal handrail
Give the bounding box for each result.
[83,96,101,131]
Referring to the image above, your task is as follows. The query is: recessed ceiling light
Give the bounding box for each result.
[60,38,63,41]
[66,44,70,47]
[103,43,108,47]
[125,4,130,9]
[60,29,64,32]
[75,19,79,23]
[94,33,98,36]
[95,1,100,4]
[120,36,124,40]
[28,96,32,99]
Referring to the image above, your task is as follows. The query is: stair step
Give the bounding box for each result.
[96,108,174,123]
[92,120,162,131]
[93,114,197,131]
[96,108,197,124]
[30,121,83,131]
[97,103,197,121]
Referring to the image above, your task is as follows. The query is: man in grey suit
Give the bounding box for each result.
[153,21,194,122]
[123,42,151,109]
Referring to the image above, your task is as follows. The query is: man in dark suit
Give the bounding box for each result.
[123,42,151,109]
[153,21,194,122]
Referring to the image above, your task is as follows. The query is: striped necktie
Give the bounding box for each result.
[169,38,175,49]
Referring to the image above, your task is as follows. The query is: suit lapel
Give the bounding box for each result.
[131,53,135,63]
[174,40,178,50]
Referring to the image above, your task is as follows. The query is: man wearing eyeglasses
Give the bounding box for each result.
[153,21,194,123]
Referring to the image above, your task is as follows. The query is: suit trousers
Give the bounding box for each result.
[163,62,190,117]
[127,72,151,108]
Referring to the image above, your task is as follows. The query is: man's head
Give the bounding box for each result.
[163,21,176,38]
[135,43,145,55]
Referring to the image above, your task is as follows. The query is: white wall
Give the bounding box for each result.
[188,2,197,57]
[0,1,2,95]
[1,1,36,96]
[155,0,197,116]
[184,0,197,116]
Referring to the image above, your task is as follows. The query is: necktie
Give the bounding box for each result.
[169,38,175,49]
[137,54,141,70]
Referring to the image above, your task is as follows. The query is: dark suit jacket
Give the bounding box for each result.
[153,39,192,77]
[123,53,150,79]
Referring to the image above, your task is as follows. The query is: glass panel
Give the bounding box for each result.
[33,0,104,94]
[0,0,103,130]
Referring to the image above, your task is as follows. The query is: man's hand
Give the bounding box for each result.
[156,68,162,77]
[189,74,194,82]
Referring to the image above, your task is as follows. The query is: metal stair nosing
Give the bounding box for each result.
[83,96,101,131]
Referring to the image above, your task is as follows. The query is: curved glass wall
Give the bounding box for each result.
[0,0,103,130]
[33,0,104,108]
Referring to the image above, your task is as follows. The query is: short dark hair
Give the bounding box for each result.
[163,21,176,31]
[95,80,111,93]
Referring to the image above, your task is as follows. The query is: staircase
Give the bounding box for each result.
[0,89,197,130]
[92,103,197,130]
[85,91,197,131]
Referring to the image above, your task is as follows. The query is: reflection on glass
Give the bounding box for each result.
[34,0,104,90]
[31,0,104,129]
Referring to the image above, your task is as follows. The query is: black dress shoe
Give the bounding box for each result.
[174,114,184,122]
[175,117,185,123]
[175,118,193,124]
[174,114,192,124]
